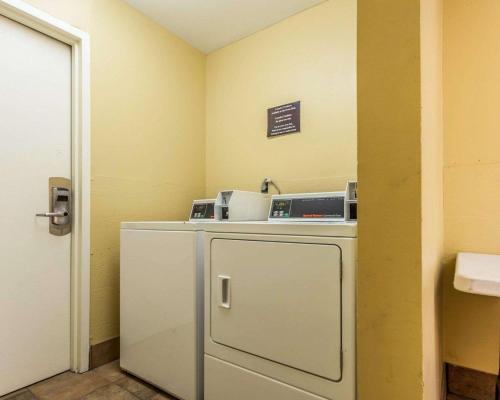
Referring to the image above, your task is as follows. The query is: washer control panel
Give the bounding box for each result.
[269,192,345,222]
[214,190,270,221]
[189,199,215,221]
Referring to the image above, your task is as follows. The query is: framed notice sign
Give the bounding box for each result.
[267,101,301,137]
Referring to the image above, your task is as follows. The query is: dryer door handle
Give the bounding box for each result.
[217,275,231,309]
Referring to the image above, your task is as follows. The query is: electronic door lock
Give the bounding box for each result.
[51,187,71,226]
[36,177,71,236]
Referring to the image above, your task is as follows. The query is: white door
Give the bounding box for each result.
[0,14,72,396]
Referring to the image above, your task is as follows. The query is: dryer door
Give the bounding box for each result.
[210,238,342,381]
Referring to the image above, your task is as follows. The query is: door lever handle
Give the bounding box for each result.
[36,211,68,217]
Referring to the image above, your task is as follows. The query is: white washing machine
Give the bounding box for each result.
[120,192,270,400]
[120,221,205,400]
[203,192,357,400]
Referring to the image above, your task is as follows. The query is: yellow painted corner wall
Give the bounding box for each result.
[421,0,444,398]
[205,0,357,197]
[358,1,424,399]
[23,0,206,345]
[443,0,500,374]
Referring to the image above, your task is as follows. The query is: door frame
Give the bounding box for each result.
[0,0,91,373]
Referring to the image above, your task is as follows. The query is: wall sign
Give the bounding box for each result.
[267,101,301,137]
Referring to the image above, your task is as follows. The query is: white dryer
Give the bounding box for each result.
[203,194,357,400]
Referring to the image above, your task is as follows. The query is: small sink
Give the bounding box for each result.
[454,252,500,298]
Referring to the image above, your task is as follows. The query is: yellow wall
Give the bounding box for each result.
[443,0,500,375]
[18,5,458,396]
[205,0,357,197]
[357,1,425,398]
[421,0,444,398]
[23,0,206,345]
[26,0,358,349]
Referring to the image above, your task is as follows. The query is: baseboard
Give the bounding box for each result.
[446,363,499,400]
[89,336,120,370]
[442,363,449,400]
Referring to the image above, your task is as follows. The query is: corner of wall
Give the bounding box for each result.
[420,0,445,398]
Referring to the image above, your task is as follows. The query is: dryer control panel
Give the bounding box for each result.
[189,199,216,221]
[269,192,345,222]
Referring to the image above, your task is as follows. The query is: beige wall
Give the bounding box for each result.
[205,0,357,197]
[421,0,444,398]
[23,0,206,345]
[26,0,358,350]
[443,0,500,375]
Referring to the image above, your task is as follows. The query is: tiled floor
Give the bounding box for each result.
[0,361,177,400]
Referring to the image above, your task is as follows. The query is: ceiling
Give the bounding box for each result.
[123,0,326,54]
